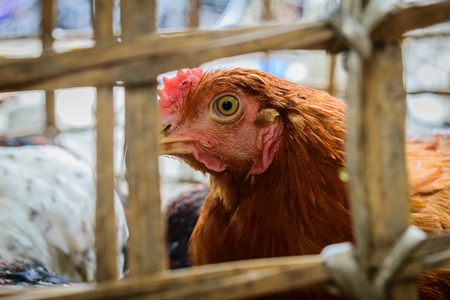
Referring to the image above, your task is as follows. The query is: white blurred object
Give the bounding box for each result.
[0,91,45,136]
[285,62,308,82]
[56,88,95,129]
[408,94,450,127]
[0,146,128,282]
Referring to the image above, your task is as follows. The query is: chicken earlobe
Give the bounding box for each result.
[251,123,282,175]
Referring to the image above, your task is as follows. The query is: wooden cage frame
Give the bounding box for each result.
[1,0,450,299]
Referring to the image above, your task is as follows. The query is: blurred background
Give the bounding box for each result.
[0,0,449,203]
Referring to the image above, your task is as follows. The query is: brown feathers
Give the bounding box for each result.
[161,68,450,299]
[408,135,450,234]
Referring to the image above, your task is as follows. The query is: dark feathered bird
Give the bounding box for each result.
[0,259,75,287]
[165,183,209,269]
[0,135,56,147]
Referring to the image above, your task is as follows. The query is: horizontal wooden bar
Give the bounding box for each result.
[0,256,329,300]
[371,0,450,40]
[398,233,450,279]
[0,23,333,91]
[2,234,450,300]
[0,0,448,92]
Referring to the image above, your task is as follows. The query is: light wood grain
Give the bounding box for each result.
[95,86,118,281]
[346,41,417,299]
[371,0,450,40]
[0,22,331,92]
[1,0,448,92]
[0,256,329,300]
[1,0,450,298]
[2,239,450,300]
[121,0,167,277]
[93,0,118,282]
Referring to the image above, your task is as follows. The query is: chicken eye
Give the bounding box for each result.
[214,96,239,117]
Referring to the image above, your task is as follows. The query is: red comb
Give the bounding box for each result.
[159,68,203,119]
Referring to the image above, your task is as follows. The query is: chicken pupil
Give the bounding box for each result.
[222,100,232,111]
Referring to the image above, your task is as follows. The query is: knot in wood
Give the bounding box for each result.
[322,4,372,58]
[321,226,427,300]
[322,0,403,58]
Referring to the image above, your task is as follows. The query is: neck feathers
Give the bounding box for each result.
[190,85,353,265]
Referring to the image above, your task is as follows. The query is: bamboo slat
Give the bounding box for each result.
[3,235,450,300]
[93,0,115,45]
[0,256,329,300]
[95,86,117,281]
[121,0,167,277]
[188,0,200,28]
[44,90,56,129]
[1,0,450,299]
[0,0,448,92]
[41,0,57,129]
[262,0,272,21]
[41,0,54,54]
[121,0,156,34]
[93,0,118,282]
[371,0,450,40]
[346,40,417,298]
[0,22,331,91]
[327,54,336,95]
[124,85,166,276]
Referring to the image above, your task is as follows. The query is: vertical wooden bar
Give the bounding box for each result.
[41,0,57,130]
[121,0,156,34]
[262,0,272,21]
[41,0,54,54]
[346,41,418,299]
[121,0,167,276]
[44,90,56,130]
[93,0,118,282]
[327,54,336,95]
[94,0,115,46]
[188,0,200,28]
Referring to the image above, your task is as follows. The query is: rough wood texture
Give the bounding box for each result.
[371,0,450,40]
[121,0,166,277]
[1,0,448,92]
[346,42,416,299]
[95,86,118,281]
[0,23,331,92]
[2,235,450,300]
[124,85,167,277]
[125,84,167,275]
[93,0,118,282]
[2,0,450,298]
[0,256,329,300]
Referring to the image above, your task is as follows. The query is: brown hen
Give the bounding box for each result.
[160,68,450,299]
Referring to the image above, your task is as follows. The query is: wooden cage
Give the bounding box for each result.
[1,0,450,299]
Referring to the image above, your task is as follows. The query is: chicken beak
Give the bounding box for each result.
[160,137,193,155]
[160,137,212,155]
